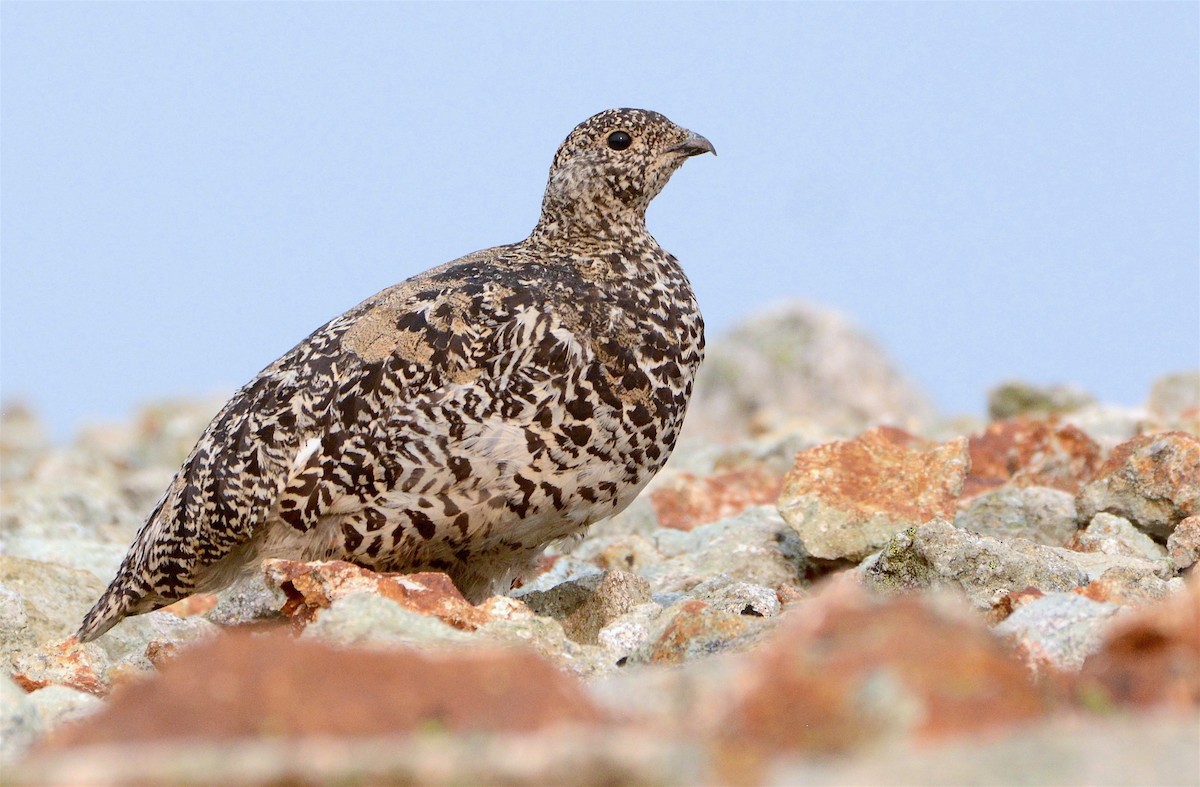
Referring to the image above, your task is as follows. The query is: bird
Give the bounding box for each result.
[78,108,714,642]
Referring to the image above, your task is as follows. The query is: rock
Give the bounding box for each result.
[1069,513,1168,562]
[1075,432,1200,540]
[778,427,969,561]
[1146,371,1200,425]
[722,578,1053,756]
[205,574,288,627]
[0,556,104,673]
[682,301,936,442]
[627,598,761,665]
[39,631,604,751]
[1078,575,1199,709]
[0,402,50,485]
[649,466,783,531]
[764,714,1200,787]
[963,417,1101,500]
[987,381,1095,421]
[993,592,1121,672]
[954,486,1077,547]
[265,560,497,632]
[0,536,126,582]
[595,603,663,660]
[478,611,615,678]
[1167,515,1200,571]
[1,676,39,763]
[638,506,809,595]
[301,592,475,649]
[26,683,103,731]
[864,520,1089,608]
[689,575,782,618]
[521,570,652,645]
[1075,566,1180,607]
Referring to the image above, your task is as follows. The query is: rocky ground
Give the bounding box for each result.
[2,302,1198,786]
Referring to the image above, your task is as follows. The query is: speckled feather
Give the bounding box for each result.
[78,108,712,641]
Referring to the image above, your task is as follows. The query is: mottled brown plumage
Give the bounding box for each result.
[79,108,713,641]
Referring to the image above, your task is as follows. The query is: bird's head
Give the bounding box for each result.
[535,108,714,241]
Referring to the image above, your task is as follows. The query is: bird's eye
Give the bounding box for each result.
[607,131,633,151]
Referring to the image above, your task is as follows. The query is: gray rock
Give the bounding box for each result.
[689,575,781,618]
[0,556,104,673]
[682,301,936,442]
[1146,370,1200,423]
[301,592,473,650]
[596,602,663,660]
[641,506,809,595]
[0,536,126,582]
[1072,513,1168,561]
[205,574,287,627]
[520,570,653,645]
[1052,546,1173,583]
[993,592,1121,671]
[26,684,103,731]
[478,611,615,678]
[864,520,1089,608]
[955,486,1077,546]
[0,676,39,764]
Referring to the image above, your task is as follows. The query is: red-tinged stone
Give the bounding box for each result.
[11,639,111,697]
[1077,575,1200,709]
[963,417,1102,501]
[723,577,1053,755]
[650,466,784,531]
[1168,515,1200,571]
[1076,432,1200,540]
[264,560,494,631]
[987,587,1047,626]
[777,427,970,560]
[39,631,603,751]
[644,600,750,664]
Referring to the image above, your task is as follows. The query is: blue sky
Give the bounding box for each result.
[3,2,1197,440]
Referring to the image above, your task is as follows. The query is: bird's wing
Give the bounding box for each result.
[90,249,605,619]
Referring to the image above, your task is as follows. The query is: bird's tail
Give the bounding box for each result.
[77,563,166,642]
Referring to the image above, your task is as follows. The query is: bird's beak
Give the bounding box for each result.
[671,132,716,157]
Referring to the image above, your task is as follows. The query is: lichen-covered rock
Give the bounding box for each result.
[963,418,1101,500]
[864,520,1089,608]
[1075,432,1200,540]
[993,592,1121,672]
[682,301,936,442]
[778,427,969,560]
[1069,513,1168,561]
[954,486,1077,547]
[987,381,1095,421]
[1167,515,1200,571]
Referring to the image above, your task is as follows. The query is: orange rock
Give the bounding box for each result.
[963,417,1101,501]
[1078,574,1200,709]
[40,630,602,750]
[11,639,111,697]
[264,560,498,631]
[723,578,1053,755]
[1076,432,1200,540]
[778,427,969,560]
[650,466,784,531]
[644,600,749,664]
